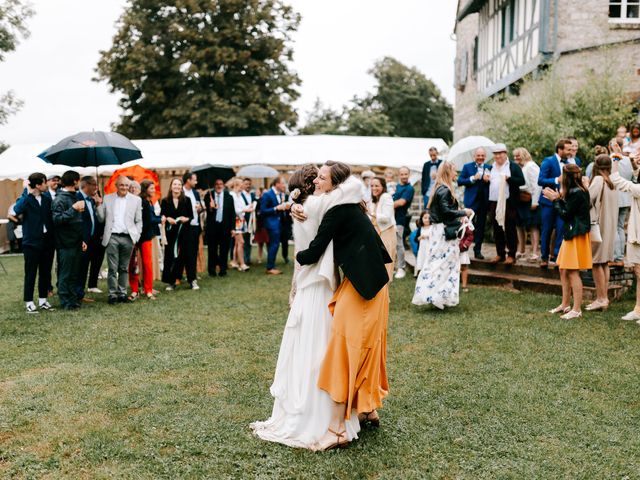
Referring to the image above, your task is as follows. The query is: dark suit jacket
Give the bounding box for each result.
[421,159,442,196]
[537,154,582,207]
[296,203,392,300]
[13,189,53,248]
[76,191,104,244]
[204,190,235,233]
[505,161,526,207]
[457,161,491,209]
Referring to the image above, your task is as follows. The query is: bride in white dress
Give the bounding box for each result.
[250,165,363,449]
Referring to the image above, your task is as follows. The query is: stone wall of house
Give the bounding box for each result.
[453,10,480,142]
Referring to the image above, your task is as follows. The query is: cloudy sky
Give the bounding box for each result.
[0,1,457,145]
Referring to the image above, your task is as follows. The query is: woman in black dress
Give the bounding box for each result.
[160,178,193,290]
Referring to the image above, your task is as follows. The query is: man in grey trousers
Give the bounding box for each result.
[96,176,142,304]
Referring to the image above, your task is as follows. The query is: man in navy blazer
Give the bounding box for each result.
[260,176,289,275]
[421,147,442,207]
[537,138,578,267]
[457,147,492,259]
[13,172,55,313]
[75,176,104,301]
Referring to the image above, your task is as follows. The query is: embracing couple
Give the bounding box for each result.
[250,161,392,451]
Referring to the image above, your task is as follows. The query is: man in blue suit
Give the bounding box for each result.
[537,138,579,267]
[421,147,442,207]
[260,176,289,275]
[457,147,491,259]
[14,172,56,313]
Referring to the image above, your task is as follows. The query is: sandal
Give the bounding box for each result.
[146,293,157,300]
[128,292,139,302]
[585,300,608,312]
[358,410,380,428]
[315,428,349,452]
[548,305,571,314]
[560,310,583,320]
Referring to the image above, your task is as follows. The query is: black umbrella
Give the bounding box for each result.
[39,131,142,167]
[192,163,235,189]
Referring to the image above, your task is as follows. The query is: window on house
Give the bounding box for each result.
[472,36,479,76]
[610,0,640,21]
[500,0,517,49]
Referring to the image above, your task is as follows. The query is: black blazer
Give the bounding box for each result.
[506,161,526,207]
[296,203,392,300]
[204,190,235,232]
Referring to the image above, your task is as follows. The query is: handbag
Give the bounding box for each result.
[519,190,532,203]
[590,183,604,244]
[458,212,475,253]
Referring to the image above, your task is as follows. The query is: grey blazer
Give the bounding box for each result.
[97,193,143,246]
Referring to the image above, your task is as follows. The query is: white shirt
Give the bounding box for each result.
[33,195,47,233]
[489,161,511,202]
[48,188,56,199]
[214,190,224,223]
[368,193,396,232]
[520,161,542,207]
[183,187,199,226]
[81,190,95,235]
[112,194,128,234]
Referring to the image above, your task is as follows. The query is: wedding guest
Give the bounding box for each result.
[384,169,397,196]
[367,176,397,282]
[414,210,431,276]
[51,170,86,310]
[181,172,203,290]
[97,175,143,304]
[514,147,542,261]
[46,174,60,200]
[421,146,442,207]
[611,152,640,321]
[242,178,255,265]
[413,162,473,309]
[392,166,414,279]
[260,176,289,275]
[13,173,55,313]
[538,138,576,268]
[253,187,269,264]
[567,136,582,165]
[129,180,141,196]
[230,178,254,272]
[627,123,640,156]
[487,144,525,265]
[610,139,634,264]
[280,192,293,265]
[128,180,161,300]
[296,160,392,451]
[161,178,193,289]
[457,147,491,259]
[543,164,592,320]
[361,170,375,203]
[204,178,234,277]
[616,125,628,145]
[75,176,103,302]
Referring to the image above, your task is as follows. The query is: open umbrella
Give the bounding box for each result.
[39,131,142,167]
[104,165,161,203]
[236,164,279,178]
[447,135,496,170]
[192,163,235,189]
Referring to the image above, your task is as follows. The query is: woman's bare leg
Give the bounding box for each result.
[531,227,540,256]
[461,265,468,288]
[516,226,526,255]
[314,402,347,450]
[569,270,583,312]
[559,268,571,309]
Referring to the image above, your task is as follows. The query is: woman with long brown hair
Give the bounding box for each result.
[413,162,473,309]
[543,164,592,319]
[586,154,618,311]
[160,178,193,290]
[367,176,397,282]
[230,178,254,272]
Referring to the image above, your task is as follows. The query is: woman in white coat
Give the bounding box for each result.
[367,177,397,282]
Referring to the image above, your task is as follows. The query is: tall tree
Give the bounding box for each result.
[301,57,453,141]
[96,0,301,139]
[0,0,34,129]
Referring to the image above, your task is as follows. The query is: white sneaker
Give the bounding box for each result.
[191,281,200,290]
[39,301,55,311]
[394,268,406,279]
[165,285,174,291]
[87,287,102,294]
[26,303,39,314]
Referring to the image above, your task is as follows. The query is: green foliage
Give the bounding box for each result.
[478,67,636,163]
[2,253,640,477]
[95,0,301,139]
[0,0,33,129]
[302,57,453,140]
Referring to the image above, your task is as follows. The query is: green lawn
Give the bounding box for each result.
[1,253,640,479]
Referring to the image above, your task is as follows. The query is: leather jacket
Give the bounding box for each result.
[429,185,467,239]
[553,187,591,240]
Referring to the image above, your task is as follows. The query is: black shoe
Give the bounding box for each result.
[218,270,227,277]
[117,295,129,303]
[108,296,118,305]
[208,272,217,277]
[474,252,485,260]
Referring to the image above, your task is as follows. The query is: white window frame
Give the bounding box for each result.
[609,0,640,24]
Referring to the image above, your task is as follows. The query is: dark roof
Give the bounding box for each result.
[457,0,485,21]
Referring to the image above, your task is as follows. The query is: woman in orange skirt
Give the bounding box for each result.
[542,163,592,320]
[295,161,392,451]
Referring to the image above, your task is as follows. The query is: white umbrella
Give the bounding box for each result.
[236,164,279,178]
[447,136,496,170]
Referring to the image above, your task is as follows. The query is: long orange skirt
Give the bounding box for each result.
[317,278,389,419]
[557,233,592,270]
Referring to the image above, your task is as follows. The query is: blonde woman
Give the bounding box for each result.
[413,162,473,309]
[229,178,255,272]
[367,176,397,282]
[513,148,541,260]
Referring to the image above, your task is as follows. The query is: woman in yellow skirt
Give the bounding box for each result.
[295,161,392,451]
[542,163,592,320]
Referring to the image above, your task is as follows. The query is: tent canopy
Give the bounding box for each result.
[0,135,448,180]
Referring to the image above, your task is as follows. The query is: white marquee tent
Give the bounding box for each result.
[0,135,448,180]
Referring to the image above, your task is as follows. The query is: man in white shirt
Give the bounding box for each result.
[46,175,60,200]
[181,172,203,290]
[97,175,142,304]
[241,178,255,265]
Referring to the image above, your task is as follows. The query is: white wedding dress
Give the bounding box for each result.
[250,177,363,449]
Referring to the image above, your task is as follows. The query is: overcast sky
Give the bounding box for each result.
[0,1,457,145]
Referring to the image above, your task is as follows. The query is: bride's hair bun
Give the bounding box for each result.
[289,164,318,204]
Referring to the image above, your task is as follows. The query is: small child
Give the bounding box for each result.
[414,210,431,277]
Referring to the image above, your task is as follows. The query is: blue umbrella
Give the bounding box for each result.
[39,131,142,168]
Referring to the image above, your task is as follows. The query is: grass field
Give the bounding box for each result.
[1,253,640,479]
